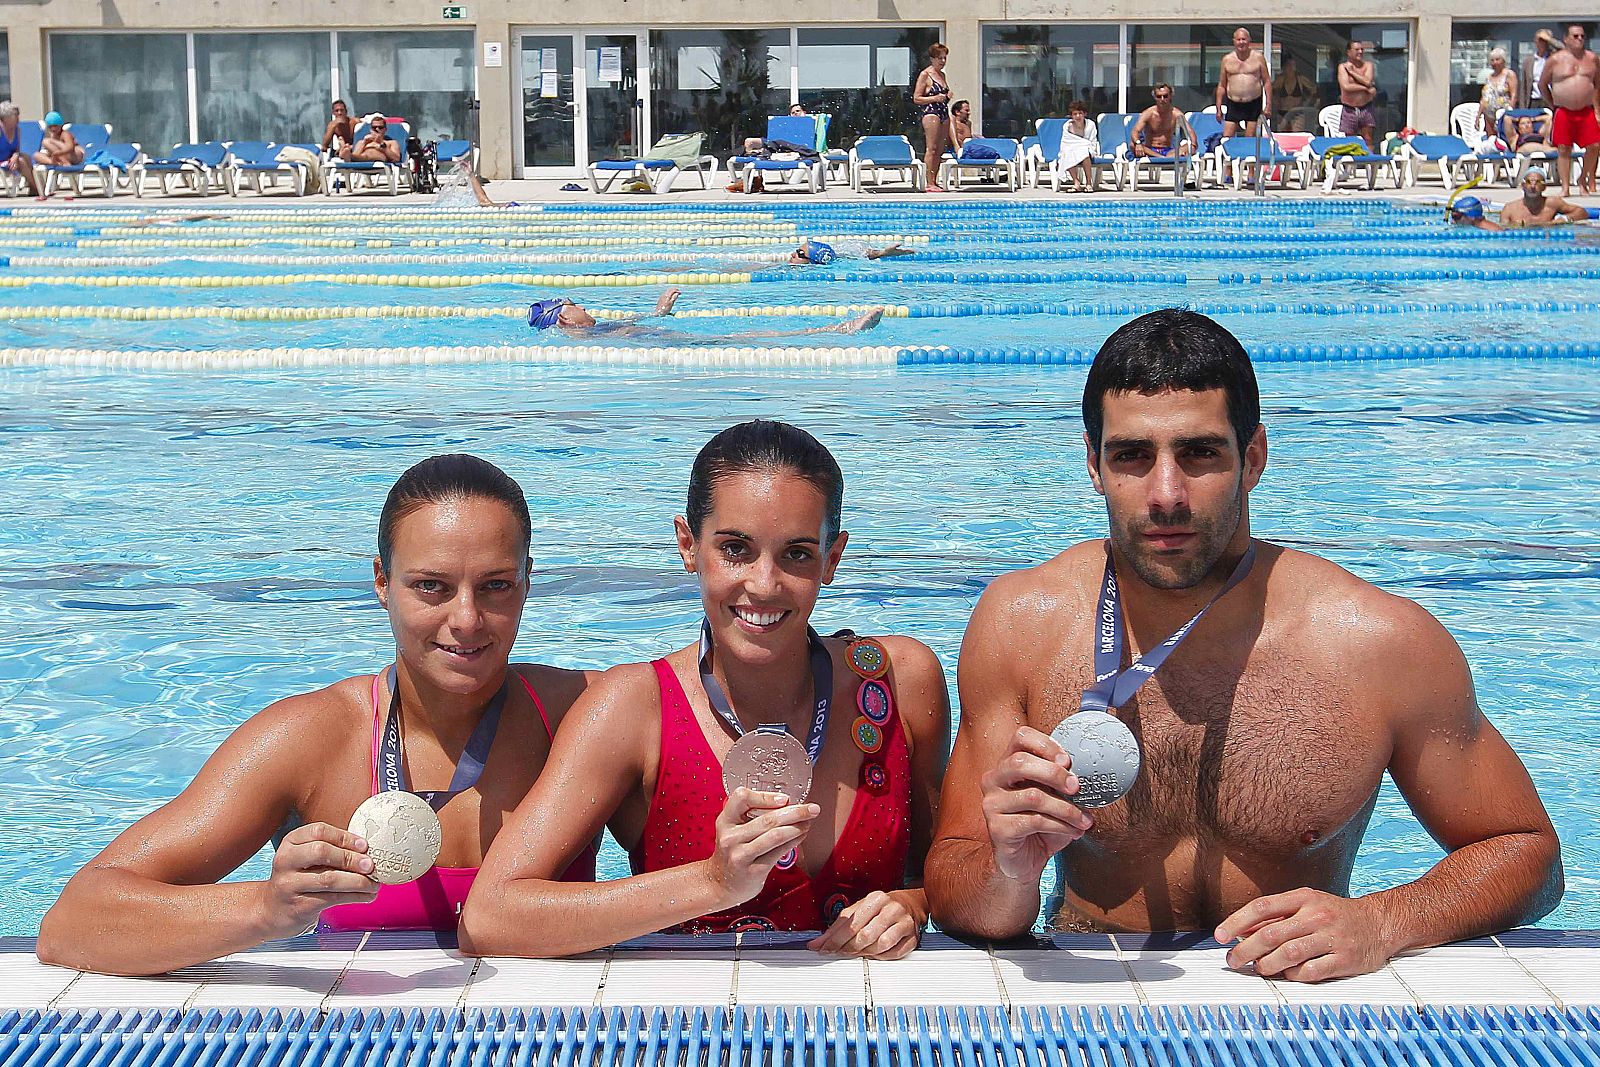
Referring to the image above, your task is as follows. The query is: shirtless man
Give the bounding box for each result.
[320,99,355,155]
[1215,28,1271,138]
[924,309,1563,982]
[341,116,401,163]
[1500,167,1588,226]
[1537,25,1600,197]
[1131,84,1193,158]
[1337,42,1378,151]
[33,112,83,167]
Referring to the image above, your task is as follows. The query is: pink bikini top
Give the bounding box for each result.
[317,670,596,931]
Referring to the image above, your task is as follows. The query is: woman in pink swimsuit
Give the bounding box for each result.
[462,421,951,960]
[38,455,596,975]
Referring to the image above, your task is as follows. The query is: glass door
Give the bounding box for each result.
[516,29,648,177]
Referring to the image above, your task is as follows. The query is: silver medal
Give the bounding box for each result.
[1049,711,1141,808]
[348,790,443,885]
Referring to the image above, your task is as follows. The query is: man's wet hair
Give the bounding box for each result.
[1081,309,1261,455]
[378,454,532,573]
[686,420,844,542]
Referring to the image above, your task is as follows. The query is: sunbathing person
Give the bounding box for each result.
[33,112,83,167]
[527,288,885,340]
[37,455,598,975]
[1131,84,1193,158]
[1500,167,1588,226]
[0,101,39,196]
[788,239,917,265]
[321,99,356,155]
[461,420,950,958]
[1447,196,1505,231]
[1507,114,1553,155]
[341,117,400,163]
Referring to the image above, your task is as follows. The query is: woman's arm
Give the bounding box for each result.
[912,70,938,106]
[459,664,820,958]
[36,692,377,975]
[806,636,951,959]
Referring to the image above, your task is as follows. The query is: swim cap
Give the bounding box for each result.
[1524,166,1549,181]
[527,298,567,330]
[1451,196,1484,219]
[44,111,63,127]
[805,241,837,265]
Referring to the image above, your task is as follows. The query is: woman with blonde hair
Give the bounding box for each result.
[1480,48,1518,137]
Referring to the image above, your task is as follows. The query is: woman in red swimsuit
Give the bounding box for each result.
[39,455,596,975]
[464,421,950,960]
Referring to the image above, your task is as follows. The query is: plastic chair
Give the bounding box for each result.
[732,115,829,194]
[1305,136,1402,192]
[589,133,717,193]
[132,142,231,196]
[228,142,315,196]
[40,142,141,197]
[849,135,925,192]
[939,138,1022,191]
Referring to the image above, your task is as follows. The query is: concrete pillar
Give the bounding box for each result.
[1412,14,1452,134]
[9,28,47,118]
[947,18,982,132]
[476,19,514,178]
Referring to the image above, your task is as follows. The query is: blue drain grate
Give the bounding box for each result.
[3,1006,1599,1067]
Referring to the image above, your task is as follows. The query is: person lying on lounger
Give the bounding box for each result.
[527,287,884,340]
[341,117,400,163]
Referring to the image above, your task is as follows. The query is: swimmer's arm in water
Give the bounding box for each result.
[866,243,917,259]
[807,637,949,959]
[461,663,822,958]
[925,572,1094,940]
[1216,595,1562,983]
[36,691,377,975]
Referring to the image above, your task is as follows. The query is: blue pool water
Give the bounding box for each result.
[2,200,1598,936]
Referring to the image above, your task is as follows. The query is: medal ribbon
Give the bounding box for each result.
[379,665,508,810]
[698,618,833,764]
[1082,541,1257,713]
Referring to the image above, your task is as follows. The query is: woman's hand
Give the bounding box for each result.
[700,789,820,909]
[255,823,378,940]
[808,889,925,959]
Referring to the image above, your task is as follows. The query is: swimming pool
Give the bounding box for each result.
[2,200,1597,937]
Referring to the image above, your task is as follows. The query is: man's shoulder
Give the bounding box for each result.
[976,541,1101,622]
[1265,544,1446,652]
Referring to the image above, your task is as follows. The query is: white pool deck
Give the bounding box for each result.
[3,930,1596,1013]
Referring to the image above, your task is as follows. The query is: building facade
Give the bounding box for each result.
[0,0,1589,179]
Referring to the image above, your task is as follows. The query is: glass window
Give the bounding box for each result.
[338,30,474,141]
[1449,20,1587,115]
[49,33,187,151]
[1,34,10,101]
[796,27,942,146]
[649,29,789,161]
[195,33,331,144]
[1129,23,1263,115]
[981,24,1120,137]
[1269,23,1410,138]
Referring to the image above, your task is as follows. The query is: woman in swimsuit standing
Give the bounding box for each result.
[1480,48,1519,138]
[463,421,951,959]
[914,43,954,191]
[39,455,596,975]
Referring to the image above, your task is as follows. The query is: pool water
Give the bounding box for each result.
[1,359,1596,935]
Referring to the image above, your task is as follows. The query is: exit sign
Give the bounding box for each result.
[442,5,468,18]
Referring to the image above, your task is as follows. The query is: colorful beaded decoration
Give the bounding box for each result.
[776,846,798,870]
[845,637,889,680]
[730,915,777,933]
[823,892,850,923]
[857,678,892,725]
[862,760,889,793]
[852,716,884,754]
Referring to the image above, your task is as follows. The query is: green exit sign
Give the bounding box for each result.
[442,5,468,18]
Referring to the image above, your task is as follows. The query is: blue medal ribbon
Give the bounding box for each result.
[698,618,833,764]
[378,665,508,810]
[1082,542,1257,713]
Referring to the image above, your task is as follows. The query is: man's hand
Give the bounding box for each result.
[1215,888,1394,983]
[807,890,924,959]
[979,726,1093,880]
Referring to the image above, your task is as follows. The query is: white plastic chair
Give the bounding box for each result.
[1317,104,1344,137]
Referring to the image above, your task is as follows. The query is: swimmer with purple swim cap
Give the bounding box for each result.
[526,286,885,340]
[787,238,918,266]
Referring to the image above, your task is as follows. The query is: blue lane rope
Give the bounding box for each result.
[1222,266,1600,284]
[895,338,1600,365]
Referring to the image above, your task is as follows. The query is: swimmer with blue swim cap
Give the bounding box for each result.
[527,286,884,340]
[787,238,917,266]
[1446,195,1504,232]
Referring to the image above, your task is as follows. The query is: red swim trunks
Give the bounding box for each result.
[1552,106,1600,149]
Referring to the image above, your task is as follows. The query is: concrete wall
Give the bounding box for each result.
[3,0,1588,177]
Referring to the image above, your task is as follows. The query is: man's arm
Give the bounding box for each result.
[1215,60,1229,119]
[925,573,1092,940]
[1218,596,1561,982]
[1130,110,1151,155]
[1538,62,1555,104]
[1556,196,1589,221]
[1258,58,1273,115]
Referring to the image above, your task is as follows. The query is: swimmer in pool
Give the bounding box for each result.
[461,420,951,959]
[37,455,599,975]
[1447,195,1505,231]
[787,239,918,265]
[1500,167,1589,227]
[925,309,1562,981]
[528,287,885,340]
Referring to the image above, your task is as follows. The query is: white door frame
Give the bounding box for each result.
[513,27,650,178]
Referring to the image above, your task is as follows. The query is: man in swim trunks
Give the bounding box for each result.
[1215,28,1271,138]
[1131,84,1193,158]
[1500,166,1588,226]
[320,99,356,155]
[0,101,38,196]
[1337,42,1379,150]
[342,116,401,163]
[527,287,884,340]
[1446,195,1504,231]
[1537,25,1600,197]
[924,309,1562,982]
[787,239,917,265]
[33,112,83,168]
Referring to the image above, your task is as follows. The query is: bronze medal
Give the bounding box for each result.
[722,728,813,802]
